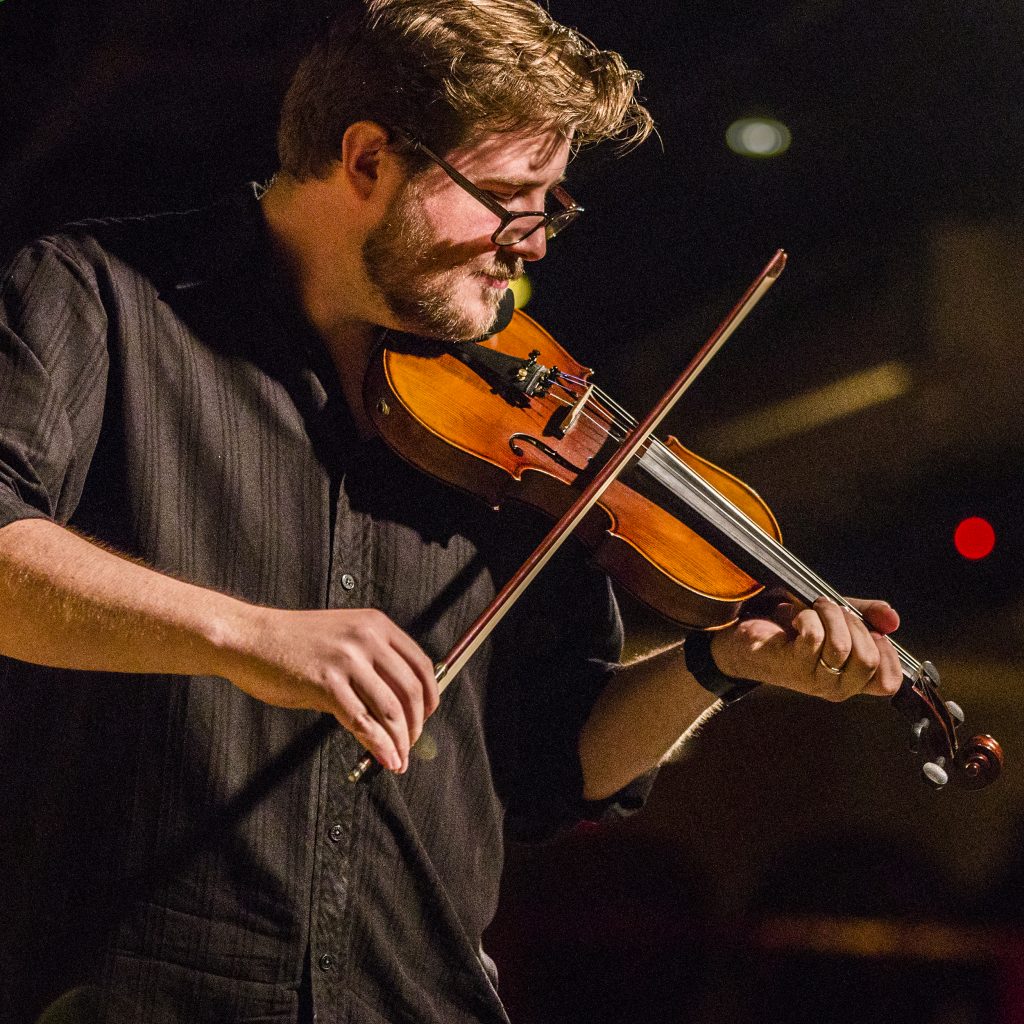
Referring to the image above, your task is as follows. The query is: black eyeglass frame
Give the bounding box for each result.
[398,134,584,246]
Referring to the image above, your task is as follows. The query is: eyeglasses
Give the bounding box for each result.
[401,135,584,247]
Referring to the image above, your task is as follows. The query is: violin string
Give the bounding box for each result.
[584,383,854,597]
[546,385,923,678]
[634,433,924,676]
[544,388,627,450]
[549,378,630,441]
[563,382,922,678]
[552,378,876,628]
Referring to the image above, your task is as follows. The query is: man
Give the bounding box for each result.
[0,2,901,1021]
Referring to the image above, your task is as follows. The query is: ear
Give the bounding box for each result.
[340,120,399,201]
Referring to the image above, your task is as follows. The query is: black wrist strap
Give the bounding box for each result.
[683,629,759,704]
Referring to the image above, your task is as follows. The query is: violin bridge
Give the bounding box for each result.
[557,384,594,437]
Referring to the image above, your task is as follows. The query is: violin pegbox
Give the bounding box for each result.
[894,659,1003,790]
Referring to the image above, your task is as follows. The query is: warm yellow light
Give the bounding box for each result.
[726,117,792,158]
[510,274,532,309]
[710,361,914,458]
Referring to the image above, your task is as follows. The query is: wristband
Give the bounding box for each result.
[683,629,759,704]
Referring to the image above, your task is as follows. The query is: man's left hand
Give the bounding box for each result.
[709,596,903,701]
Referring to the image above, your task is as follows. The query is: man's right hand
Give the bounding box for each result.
[220,607,439,773]
[0,520,438,774]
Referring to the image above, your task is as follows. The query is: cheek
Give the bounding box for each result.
[418,196,496,255]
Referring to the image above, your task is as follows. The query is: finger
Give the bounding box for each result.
[862,632,903,696]
[346,643,417,770]
[332,677,404,773]
[790,605,826,672]
[348,663,413,772]
[839,610,882,691]
[388,627,439,716]
[373,643,428,751]
[845,597,900,635]
[811,597,853,674]
[770,601,798,632]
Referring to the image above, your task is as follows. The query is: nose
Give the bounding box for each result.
[501,227,547,262]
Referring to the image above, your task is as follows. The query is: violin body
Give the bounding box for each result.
[366,309,782,629]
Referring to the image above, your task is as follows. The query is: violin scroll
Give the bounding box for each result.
[954,734,1003,790]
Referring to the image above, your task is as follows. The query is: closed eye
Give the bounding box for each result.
[481,177,568,207]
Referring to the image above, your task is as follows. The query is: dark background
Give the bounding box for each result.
[2,2,1022,1021]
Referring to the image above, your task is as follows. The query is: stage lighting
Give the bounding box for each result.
[954,516,996,560]
[726,117,792,158]
[510,274,532,309]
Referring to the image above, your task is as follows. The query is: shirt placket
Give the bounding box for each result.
[309,466,374,1022]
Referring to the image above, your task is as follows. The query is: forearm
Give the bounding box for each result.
[0,517,438,772]
[579,589,907,799]
[578,640,720,800]
[0,517,247,677]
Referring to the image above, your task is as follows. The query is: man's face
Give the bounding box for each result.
[362,129,572,341]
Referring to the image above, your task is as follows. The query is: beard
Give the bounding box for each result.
[362,179,523,341]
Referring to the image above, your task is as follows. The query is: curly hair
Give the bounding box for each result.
[277,0,653,179]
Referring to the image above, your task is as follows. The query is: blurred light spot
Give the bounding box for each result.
[726,117,792,158]
[510,274,532,309]
[954,517,995,560]
[707,361,913,459]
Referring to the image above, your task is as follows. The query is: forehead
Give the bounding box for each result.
[443,128,573,183]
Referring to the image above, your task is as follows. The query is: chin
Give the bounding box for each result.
[440,310,497,342]
[426,293,501,341]
[385,270,503,341]
[457,300,503,339]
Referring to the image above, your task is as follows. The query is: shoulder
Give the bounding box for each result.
[2,186,265,306]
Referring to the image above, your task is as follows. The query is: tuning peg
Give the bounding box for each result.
[945,700,965,724]
[922,761,949,788]
[910,718,930,753]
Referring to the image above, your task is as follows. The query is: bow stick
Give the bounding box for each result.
[348,249,788,783]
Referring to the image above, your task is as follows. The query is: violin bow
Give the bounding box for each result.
[348,250,787,783]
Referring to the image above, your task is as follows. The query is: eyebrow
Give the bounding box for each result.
[477,173,569,190]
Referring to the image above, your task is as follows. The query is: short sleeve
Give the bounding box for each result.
[0,239,109,528]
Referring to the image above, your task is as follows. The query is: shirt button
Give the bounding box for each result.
[340,573,357,591]
[319,953,335,972]
[328,823,343,843]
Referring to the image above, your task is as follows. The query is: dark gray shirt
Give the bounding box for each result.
[0,191,645,1024]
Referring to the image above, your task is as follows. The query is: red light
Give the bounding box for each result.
[954,517,995,560]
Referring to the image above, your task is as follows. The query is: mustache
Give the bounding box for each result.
[479,256,524,281]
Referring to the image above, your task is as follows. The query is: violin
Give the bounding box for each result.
[355,271,1002,791]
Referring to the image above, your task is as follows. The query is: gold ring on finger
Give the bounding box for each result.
[818,655,845,675]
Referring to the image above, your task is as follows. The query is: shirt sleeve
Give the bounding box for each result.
[0,238,109,529]
[495,541,659,842]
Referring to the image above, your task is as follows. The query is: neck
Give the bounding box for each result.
[321,321,382,440]
[259,172,382,438]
